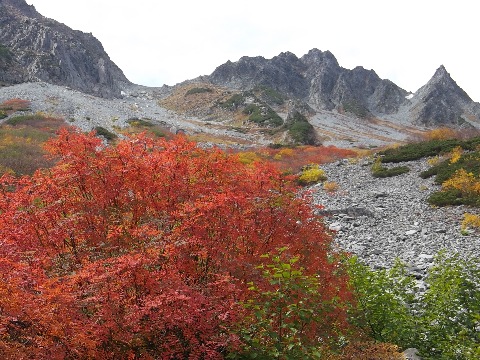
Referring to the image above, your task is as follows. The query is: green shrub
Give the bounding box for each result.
[253,85,285,105]
[185,87,213,96]
[419,254,480,359]
[420,151,480,184]
[372,165,410,178]
[380,137,480,163]
[346,254,480,359]
[427,189,467,206]
[284,111,317,145]
[371,157,410,178]
[230,248,342,359]
[243,104,283,127]
[0,110,6,119]
[347,257,417,349]
[94,126,117,141]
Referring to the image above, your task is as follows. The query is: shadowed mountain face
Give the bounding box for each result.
[408,65,480,126]
[0,0,130,98]
[207,49,480,128]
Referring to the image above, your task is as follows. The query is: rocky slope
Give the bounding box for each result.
[312,157,479,285]
[0,0,130,98]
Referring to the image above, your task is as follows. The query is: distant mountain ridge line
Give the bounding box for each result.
[1,0,480,146]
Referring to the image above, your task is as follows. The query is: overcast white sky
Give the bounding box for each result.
[27,0,479,101]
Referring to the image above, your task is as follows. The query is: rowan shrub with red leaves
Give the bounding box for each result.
[0,129,353,359]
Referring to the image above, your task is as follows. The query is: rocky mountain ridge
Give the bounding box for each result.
[1,0,480,147]
[0,0,130,98]
[204,49,480,128]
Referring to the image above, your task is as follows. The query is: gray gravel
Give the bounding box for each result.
[311,157,480,279]
[0,82,267,146]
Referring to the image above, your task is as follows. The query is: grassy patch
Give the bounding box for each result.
[219,93,248,110]
[0,125,59,175]
[185,87,213,96]
[126,118,154,127]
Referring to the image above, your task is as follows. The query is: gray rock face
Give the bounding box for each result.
[408,65,480,127]
[207,49,480,129]
[208,48,410,118]
[0,0,130,98]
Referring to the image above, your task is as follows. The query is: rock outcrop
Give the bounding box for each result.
[208,48,410,118]
[206,49,480,129]
[0,0,130,98]
[407,65,480,127]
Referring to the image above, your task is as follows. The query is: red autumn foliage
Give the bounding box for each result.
[0,129,352,358]
[0,98,31,112]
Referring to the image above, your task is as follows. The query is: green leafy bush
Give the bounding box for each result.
[347,257,417,349]
[231,248,345,359]
[347,254,480,359]
[419,254,480,359]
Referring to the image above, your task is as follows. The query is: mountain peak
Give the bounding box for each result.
[411,65,475,126]
[0,0,130,97]
[432,64,451,80]
[1,0,39,18]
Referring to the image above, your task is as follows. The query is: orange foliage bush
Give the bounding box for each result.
[0,129,352,358]
[421,127,459,141]
[237,145,356,174]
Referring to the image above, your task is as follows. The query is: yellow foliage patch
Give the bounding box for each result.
[462,213,480,231]
[449,146,463,164]
[442,169,480,195]
[298,166,327,185]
